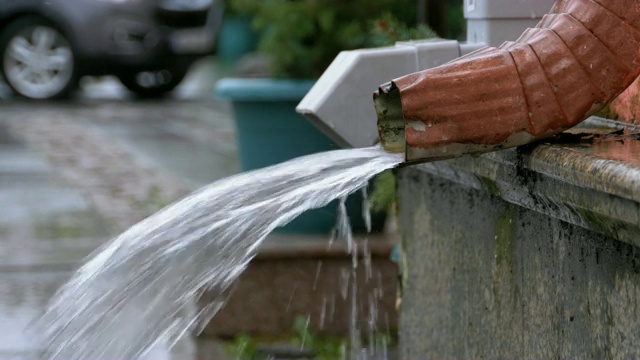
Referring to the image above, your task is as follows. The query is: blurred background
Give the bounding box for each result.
[0,0,463,359]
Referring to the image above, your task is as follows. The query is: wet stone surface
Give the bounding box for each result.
[0,123,111,358]
[0,59,238,359]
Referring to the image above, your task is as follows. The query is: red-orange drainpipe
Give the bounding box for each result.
[375,0,640,163]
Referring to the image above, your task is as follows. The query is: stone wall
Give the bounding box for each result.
[396,120,640,358]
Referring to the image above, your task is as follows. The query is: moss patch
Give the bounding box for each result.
[35,209,111,239]
[479,176,501,197]
[495,206,514,268]
[575,207,622,240]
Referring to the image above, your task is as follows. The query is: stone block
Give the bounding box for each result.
[397,118,640,358]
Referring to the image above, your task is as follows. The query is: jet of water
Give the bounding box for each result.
[37,145,402,360]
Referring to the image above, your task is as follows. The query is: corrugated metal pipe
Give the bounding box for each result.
[376,0,640,163]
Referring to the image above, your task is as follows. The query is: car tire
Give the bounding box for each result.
[0,17,78,100]
[118,65,189,99]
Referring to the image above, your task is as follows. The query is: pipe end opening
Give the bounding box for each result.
[374,82,406,154]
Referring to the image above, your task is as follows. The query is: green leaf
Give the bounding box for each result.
[224,334,257,360]
[317,9,335,32]
[369,170,396,213]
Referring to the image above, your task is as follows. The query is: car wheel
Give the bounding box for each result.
[0,17,77,100]
[118,66,189,99]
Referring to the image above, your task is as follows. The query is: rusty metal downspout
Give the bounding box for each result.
[374,82,405,153]
[377,0,640,163]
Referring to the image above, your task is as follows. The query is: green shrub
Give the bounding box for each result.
[369,170,397,213]
[227,0,437,78]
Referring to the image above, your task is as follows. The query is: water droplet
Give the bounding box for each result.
[319,297,327,329]
[340,268,350,300]
[312,261,323,291]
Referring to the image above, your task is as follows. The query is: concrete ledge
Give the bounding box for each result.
[412,117,640,247]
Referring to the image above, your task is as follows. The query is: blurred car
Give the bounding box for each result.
[0,0,223,99]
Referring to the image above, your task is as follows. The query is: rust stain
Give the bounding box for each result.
[555,129,640,166]
[585,135,640,166]
[610,77,640,125]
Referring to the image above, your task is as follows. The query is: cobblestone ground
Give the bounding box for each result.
[7,114,187,231]
[2,99,237,232]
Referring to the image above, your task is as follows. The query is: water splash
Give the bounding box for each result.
[334,191,390,360]
[37,145,402,360]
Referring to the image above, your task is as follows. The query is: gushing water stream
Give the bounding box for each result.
[38,146,402,359]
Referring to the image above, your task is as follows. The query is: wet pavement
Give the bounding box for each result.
[0,58,238,359]
[0,123,109,359]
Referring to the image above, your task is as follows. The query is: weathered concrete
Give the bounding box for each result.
[397,118,640,358]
